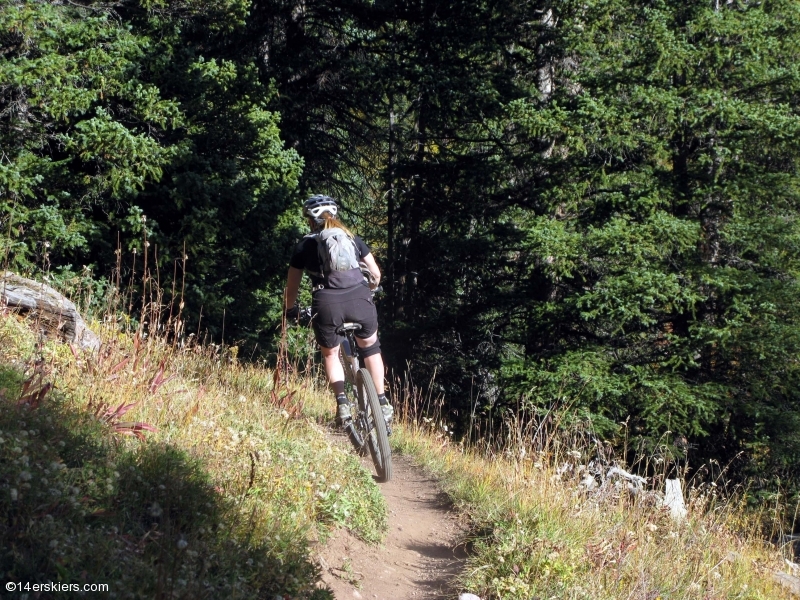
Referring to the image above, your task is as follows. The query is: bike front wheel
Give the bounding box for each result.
[356,368,392,482]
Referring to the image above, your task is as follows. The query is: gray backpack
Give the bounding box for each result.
[308,227,365,289]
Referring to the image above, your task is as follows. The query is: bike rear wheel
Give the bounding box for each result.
[356,368,392,482]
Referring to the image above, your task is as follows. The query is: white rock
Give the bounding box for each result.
[664,479,687,521]
[459,594,482,600]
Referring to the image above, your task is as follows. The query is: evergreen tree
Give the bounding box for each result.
[5,0,800,490]
[1,0,303,345]
[494,0,800,484]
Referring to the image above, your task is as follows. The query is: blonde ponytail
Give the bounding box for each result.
[320,213,355,238]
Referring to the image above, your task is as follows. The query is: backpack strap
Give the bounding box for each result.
[303,232,325,279]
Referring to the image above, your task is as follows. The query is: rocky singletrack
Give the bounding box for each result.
[315,448,468,600]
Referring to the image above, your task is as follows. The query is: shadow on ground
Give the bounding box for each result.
[0,363,331,600]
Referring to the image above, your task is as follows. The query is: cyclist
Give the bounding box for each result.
[284,194,393,428]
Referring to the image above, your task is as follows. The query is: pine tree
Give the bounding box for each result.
[497,0,800,483]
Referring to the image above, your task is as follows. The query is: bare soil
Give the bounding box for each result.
[315,441,468,600]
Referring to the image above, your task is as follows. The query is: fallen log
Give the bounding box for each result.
[1,271,100,351]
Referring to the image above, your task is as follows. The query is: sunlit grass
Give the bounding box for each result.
[2,301,797,599]
[388,379,796,600]
[0,310,386,599]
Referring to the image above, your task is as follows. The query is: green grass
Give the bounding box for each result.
[0,312,386,599]
[3,297,796,600]
[378,389,796,600]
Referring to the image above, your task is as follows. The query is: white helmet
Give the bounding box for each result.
[303,195,338,222]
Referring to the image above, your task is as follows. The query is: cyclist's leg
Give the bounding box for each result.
[311,296,347,417]
[346,288,384,395]
[320,343,352,424]
[355,332,385,396]
[320,344,345,385]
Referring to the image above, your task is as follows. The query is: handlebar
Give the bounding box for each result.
[297,306,313,327]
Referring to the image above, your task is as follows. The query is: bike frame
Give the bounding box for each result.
[338,328,361,385]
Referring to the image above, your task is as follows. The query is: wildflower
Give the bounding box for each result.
[177,539,188,550]
[149,502,163,517]
[9,488,18,501]
[49,540,59,548]
[18,471,32,482]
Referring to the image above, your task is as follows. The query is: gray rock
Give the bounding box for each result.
[1,271,100,351]
[774,571,800,596]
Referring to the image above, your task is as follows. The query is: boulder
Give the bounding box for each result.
[774,571,800,596]
[1,271,100,351]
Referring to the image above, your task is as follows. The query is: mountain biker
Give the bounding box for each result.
[284,194,393,428]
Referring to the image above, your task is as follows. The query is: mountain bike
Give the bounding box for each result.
[297,307,393,482]
[337,321,392,482]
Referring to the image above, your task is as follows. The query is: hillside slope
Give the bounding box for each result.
[0,310,384,599]
[1,306,797,599]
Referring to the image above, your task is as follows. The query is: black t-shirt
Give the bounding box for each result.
[290,234,371,288]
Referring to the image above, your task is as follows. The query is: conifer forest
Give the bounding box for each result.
[3,0,800,500]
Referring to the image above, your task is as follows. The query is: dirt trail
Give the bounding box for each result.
[315,441,468,600]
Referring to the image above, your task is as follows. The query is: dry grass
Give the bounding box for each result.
[368,379,797,600]
[2,284,797,599]
[0,309,385,599]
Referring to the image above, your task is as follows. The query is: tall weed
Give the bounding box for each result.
[0,305,386,598]
[387,376,796,600]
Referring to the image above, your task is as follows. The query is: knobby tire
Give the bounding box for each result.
[356,368,392,482]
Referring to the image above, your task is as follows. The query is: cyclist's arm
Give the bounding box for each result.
[361,253,381,289]
[285,267,303,309]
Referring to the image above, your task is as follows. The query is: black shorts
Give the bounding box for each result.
[311,284,378,349]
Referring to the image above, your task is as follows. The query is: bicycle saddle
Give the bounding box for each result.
[336,322,362,334]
